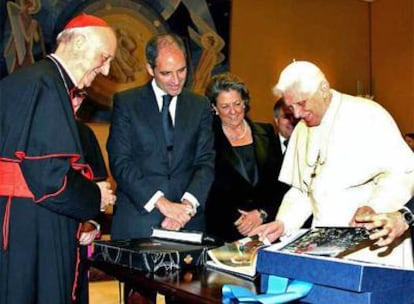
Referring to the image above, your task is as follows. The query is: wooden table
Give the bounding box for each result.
[89,259,259,303]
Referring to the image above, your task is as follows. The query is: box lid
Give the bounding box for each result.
[93,238,210,272]
[257,249,414,292]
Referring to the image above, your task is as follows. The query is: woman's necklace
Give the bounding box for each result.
[223,119,248,141]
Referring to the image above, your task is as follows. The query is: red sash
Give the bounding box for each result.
[0,160,34,198]
[0,159,94,300]
[0,161,34,250]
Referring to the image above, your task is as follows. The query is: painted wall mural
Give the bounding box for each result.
[0,0,230,120]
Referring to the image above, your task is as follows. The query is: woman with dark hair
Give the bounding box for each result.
[205,73,285,242]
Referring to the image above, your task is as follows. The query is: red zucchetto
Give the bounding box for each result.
[64,13,109,30]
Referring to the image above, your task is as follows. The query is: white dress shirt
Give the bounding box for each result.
[279,134,288,154]
[144,80,199,213]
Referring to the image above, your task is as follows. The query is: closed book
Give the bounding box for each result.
[92,238,209,273]
[151,227,204,243]
[151,227,222,246]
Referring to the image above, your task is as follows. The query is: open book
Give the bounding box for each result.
[279,227,372,257]
[270,227,413,269]
[206,235,269,279]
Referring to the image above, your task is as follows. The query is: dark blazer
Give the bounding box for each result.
[205,117,285,241]
[275,134,291,202]
[107,82,215,239]
[406,196,414,213]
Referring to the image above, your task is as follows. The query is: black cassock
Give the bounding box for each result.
[77,122,108,183]
[76,121,108,304]
[0,59,101,304]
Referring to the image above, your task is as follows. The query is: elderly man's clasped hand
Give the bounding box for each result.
[97,181,116,211]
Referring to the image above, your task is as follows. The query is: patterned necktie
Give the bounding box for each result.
[162,94,174,150]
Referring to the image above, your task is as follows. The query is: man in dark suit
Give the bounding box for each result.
[355,196,414,247]
[272,98,297,195]
[273,98,297,156]
[107,33,215,240]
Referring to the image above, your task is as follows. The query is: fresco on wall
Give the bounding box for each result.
[0,0,230,121]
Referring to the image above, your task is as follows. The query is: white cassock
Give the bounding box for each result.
[277,90,414,268]
[277,89,414,229]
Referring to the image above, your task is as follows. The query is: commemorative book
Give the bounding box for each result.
[93,238,209,273]
[206,235,269,279]
[279,226,372,257]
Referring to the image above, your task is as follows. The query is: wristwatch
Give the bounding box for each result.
[398,208,414,226]
[258,209,268,222]
[88,220,101,232]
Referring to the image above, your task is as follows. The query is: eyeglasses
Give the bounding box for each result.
[285,89,319,113]
[101,53,113,64]
[287,99,306,113]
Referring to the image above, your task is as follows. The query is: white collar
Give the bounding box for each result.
[49,53,78,87]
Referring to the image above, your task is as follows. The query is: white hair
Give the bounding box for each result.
[56,27,95,45]
[272,61,328,97]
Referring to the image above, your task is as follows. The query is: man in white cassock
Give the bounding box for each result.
[251,61,414,266]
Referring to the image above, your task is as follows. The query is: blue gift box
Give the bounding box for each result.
[256,248,414,304]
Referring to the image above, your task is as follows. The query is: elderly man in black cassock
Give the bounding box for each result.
[0,14,117,303]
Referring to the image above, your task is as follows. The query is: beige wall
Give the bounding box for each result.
[371,0,414,133]
[230,0,370,124]
[230,0,413,133]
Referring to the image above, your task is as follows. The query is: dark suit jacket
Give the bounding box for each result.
[107,82,215,239]
[205,118,285,241]
[275,133,291,202]
[406,196,414,213]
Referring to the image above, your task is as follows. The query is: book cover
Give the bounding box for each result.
[279,227,372,257]
[206,235,268,278]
